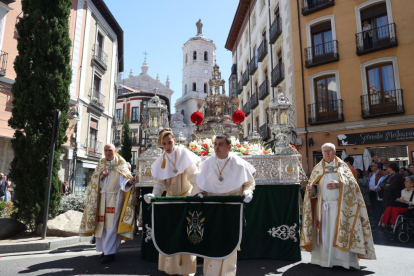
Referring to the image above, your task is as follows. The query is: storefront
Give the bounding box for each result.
[74,160,97,192]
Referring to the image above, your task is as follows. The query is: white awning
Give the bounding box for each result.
[82,161,97,169]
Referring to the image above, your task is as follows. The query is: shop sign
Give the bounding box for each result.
[337,128,414,146]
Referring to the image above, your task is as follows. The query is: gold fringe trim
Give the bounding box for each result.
[161,153,166,169]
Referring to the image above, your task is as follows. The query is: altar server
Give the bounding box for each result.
[144,128,200,276]
[191,134,256,276]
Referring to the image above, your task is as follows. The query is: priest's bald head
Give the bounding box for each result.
[321,143,336,163]
[104,143,116,161]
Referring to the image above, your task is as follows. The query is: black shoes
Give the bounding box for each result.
[101,254,116,264]
[99,252,104,259]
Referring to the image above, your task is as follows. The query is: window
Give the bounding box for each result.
[193,51,197,60]
[142,100,148,109]
[131,151,137,166]
[253,45,257,66]
[204,83,208,93]
[131,107,139,122]
[277,50,282,65]
[314,75,338,115]
[254,82,258,94]
[245,29,248,45]
[366,63,395,107]
[185,54,188,63]
[131,130,138,144]
[275,5,280,21]
[311,22,333,58]
[181,110,185,118]
[185,84,187,94]
[247,123,251,135]
[116,109,122,121]
[116,130,121,140]
[93,74,101,93]
[204,51,208,62]
[89,118,98,152]
[262,28,266,42]
[255,116,259,132]
[97,32,104,49]
[192,82,197,92]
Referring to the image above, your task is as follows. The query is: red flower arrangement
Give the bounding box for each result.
[232,110,245,124]
[202,143,209,150]
[200,150,208,156]
[191,111,204,125]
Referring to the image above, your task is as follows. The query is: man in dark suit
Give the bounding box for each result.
[367,162,383,225]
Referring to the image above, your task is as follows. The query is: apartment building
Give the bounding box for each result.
[291,0,414,173]
[225,0,296,147]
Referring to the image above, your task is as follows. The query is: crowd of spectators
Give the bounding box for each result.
[0,173,13,202]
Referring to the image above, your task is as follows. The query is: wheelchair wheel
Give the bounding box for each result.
[398,232,410,243]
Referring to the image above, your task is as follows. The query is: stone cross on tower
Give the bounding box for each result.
[143,51,149,61]
[196,19,203,35]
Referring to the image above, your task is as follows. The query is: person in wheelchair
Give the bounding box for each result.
[380,175,414,230]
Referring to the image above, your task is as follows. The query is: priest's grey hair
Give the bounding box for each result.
[321,143,336,151]
[104,143,116,150]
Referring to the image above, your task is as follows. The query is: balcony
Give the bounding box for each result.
[243,102,250,117]
[356,23,397,56]
[260,123,271,141]
[257,39,268,62]
[86,139,102,157]
[269,17,282,44]
[0,51,8,76]
[237,80,243,95]
[305,40,339,68]
[259,80,269,100]
[130,117,140,124]
[271,63,284,87]
[231,64,237,75]
[301,0,334,16]
[360,89,404,118]
[242,69,249,86]
[251,93,259,109]
[249,56,258,76]
[92,44,108,71]
[132,137,139,146]
[89,88,105,112]
[114,136,121,146]
[308,99,344,125]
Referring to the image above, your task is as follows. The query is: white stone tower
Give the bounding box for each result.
[175,19,217,125]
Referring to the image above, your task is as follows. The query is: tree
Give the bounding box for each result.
[8,0,72,230]
[119,114,132,163]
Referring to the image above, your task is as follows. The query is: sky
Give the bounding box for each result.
[104,0,240,112]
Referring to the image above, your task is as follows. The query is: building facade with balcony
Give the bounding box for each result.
[225,0,295,145]
[291,0,414,173]
[0,0,21,176]
[115,60,173,170]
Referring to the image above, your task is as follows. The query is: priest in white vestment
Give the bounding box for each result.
[144,128,199,276]
[80,144,139,264]
[301,143,376,269]
[191,134,256,276]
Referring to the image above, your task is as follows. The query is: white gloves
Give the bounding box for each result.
[243,190,253,203]
[144,193,155,204]
[194,193,204,198]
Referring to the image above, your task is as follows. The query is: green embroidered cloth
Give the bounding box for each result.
[152,198,244,259]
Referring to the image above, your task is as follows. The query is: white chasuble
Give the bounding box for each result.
[95,161,132,255]
[311,162,360,269]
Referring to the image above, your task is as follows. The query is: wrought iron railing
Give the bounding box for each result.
[356,23,397,55]
[89,88,105,111]
[237,80,243,95]
[259,80,269,100]
[243,102,251,117]
[231,64,237,75]
[0,51,8,76]
[269,17,282,44]
[249,56,258,76]
[92,44,108,69]
[360,89,404,118]
[301,0,334,16]
[260,123,271,140]
[251,93,259,109]
[86,139,102,156]
[308,99,344,125]
[271,63,284,87]
[130,117,140,123]
[242,69,249,86]
[258,39,268,62]
[305,40,339,68]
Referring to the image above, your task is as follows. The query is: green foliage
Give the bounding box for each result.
[8,0,72,230]
[0,201,18,219]
[57,192,86,216]
[119,114,132,163]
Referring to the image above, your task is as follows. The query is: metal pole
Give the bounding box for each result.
[42,110,61,239]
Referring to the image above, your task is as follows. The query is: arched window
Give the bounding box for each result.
[185,84,187,94]
[192,82,197,91]
[185,54,188,63]
[204,83,208,93]
[193,51,197,60]
[204,51,208,61]
[181,110,185,117]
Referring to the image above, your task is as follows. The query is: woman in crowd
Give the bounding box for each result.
[356,169,371,212]
[378,162,405,211]
[380,175,414,229]
[144,128,200,276]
